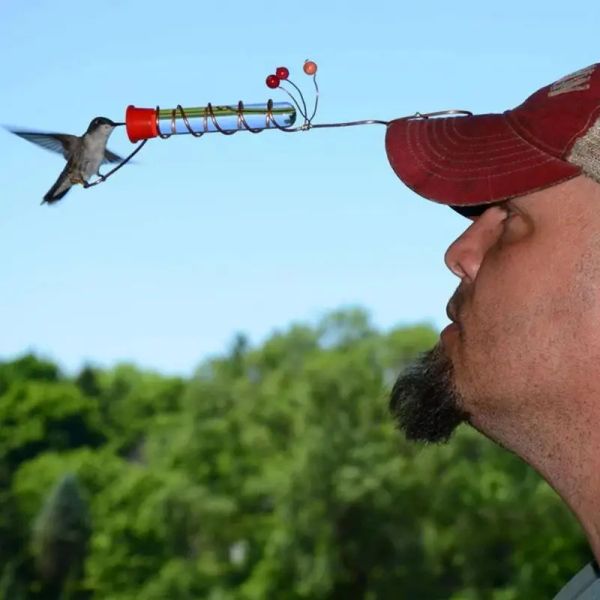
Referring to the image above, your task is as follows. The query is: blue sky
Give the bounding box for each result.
[0,1,598,375]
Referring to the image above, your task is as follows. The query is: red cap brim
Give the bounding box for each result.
[385,113,581,208]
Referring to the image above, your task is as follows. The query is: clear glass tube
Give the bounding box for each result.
[156,102,296,135]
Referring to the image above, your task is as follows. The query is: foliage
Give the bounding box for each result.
[32,473,90,590]
[0,310,590,599]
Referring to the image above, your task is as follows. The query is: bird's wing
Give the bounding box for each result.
[10,130,78,159]
[102,148,125,164]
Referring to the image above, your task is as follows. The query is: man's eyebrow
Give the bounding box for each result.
[507,197,528,212]
[488,200,512,212]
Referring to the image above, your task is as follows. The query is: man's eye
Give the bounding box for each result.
[498,203,533,242]
[502,205,518,222]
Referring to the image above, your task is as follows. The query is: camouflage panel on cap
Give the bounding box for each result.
[568,117,600,184]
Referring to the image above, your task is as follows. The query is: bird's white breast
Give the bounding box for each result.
[82,127,113,179]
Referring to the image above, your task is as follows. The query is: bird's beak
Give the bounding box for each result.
[114,122,126,127]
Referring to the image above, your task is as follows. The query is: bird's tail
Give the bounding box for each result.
[42,163,72,205]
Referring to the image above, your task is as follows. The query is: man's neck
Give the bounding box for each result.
[471,411,600,561]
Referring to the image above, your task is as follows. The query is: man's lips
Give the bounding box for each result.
[446,287,467,326]
[446,301,459,324]
[443,288,467,343]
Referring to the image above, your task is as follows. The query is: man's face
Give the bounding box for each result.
[390,175,600,445]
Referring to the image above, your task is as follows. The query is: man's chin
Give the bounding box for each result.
[389,344,470,443]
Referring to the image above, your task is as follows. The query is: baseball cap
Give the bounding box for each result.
[385,64,600,216]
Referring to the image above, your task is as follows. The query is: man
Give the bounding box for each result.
[386,63,600,599]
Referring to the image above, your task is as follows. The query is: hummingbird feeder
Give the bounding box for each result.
[92,59,472,188]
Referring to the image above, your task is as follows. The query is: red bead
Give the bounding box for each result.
[276,66,289,80]
[266,74,280,89]
[303,60,317,75]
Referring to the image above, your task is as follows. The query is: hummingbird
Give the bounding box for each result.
[9,116,125,205]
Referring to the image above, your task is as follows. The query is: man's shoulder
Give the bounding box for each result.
[554,562,600,599]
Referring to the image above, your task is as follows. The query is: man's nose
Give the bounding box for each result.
[444,206,506,281]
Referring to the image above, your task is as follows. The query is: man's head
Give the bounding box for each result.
[391,175,600,450]
[388,64,600,453]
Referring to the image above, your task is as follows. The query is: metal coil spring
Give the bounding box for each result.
[157,99,300,139]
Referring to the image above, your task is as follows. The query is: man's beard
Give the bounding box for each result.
[389,344,470,443]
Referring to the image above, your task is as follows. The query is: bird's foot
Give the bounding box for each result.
[83,175,106,188]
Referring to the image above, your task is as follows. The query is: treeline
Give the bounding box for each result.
[0,309,590,599]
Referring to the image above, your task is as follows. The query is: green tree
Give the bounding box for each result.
[0,381,104,472]
[0,354,60,396]
[95,365,184,457]
[32,474,91,597]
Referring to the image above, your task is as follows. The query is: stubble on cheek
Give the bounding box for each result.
[452,267,581,423]
[449,286,527,413]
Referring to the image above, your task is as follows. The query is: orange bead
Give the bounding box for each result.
[303,60,317,75]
